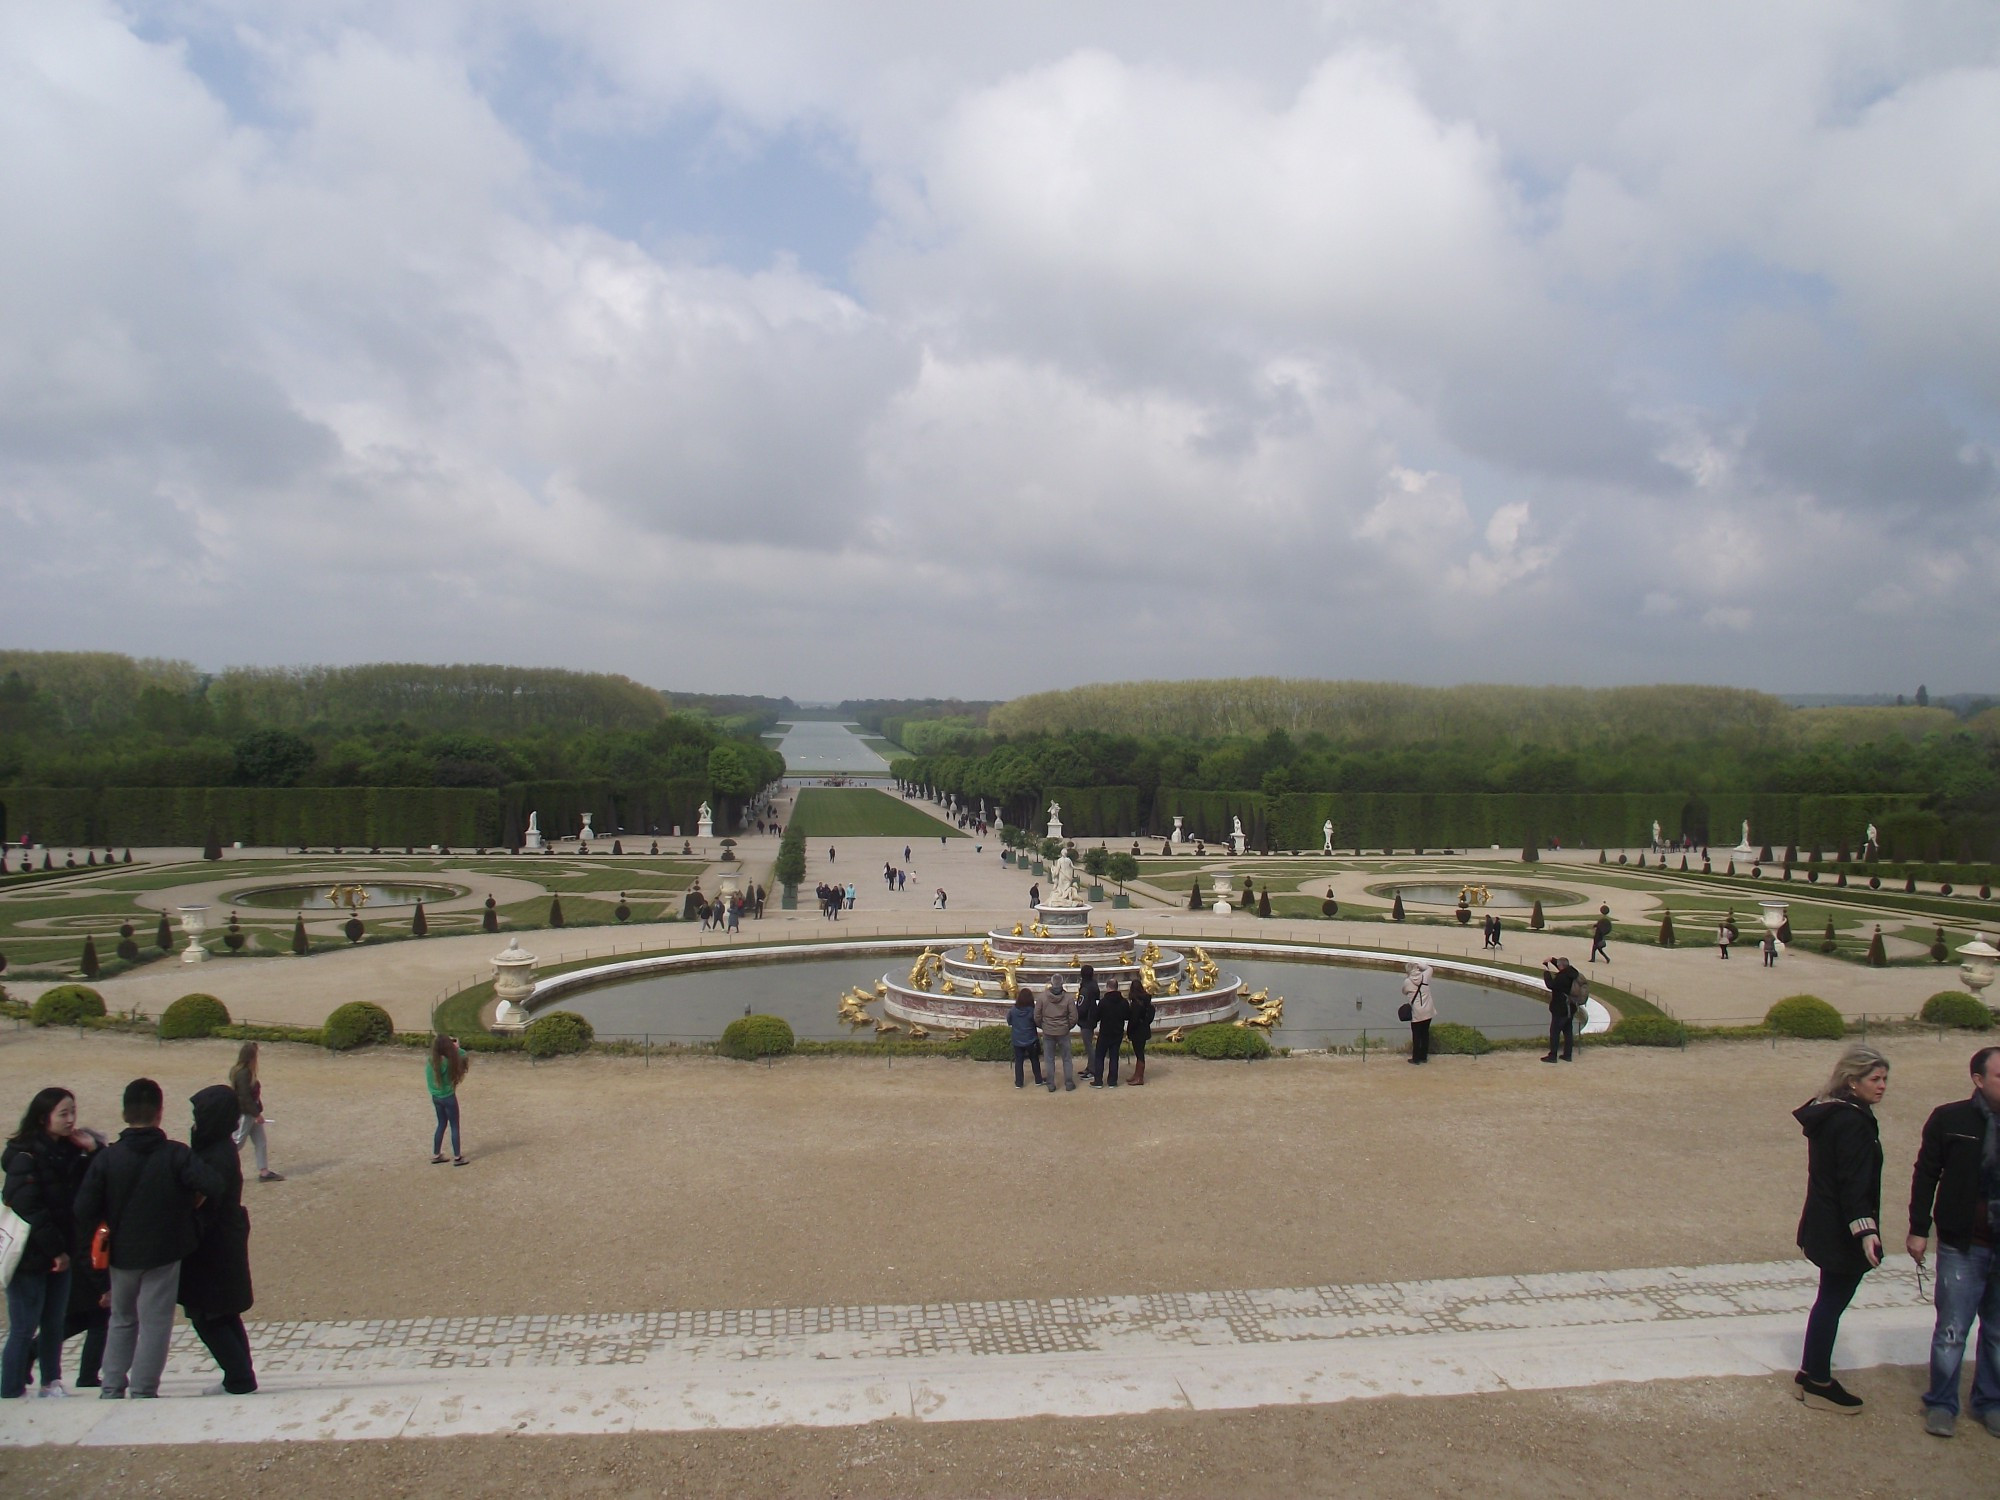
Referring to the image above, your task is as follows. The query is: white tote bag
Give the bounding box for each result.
[0,1202,30,1288]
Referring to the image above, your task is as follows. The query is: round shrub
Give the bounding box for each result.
[1185,1022,1272,1060]
[961,1025,1015,1062]
[159,993,230,1040]
[719,1013,795,1059]
[1428,1022,1492,1055]
[31,985,106,1027]
[1920,991,1993,1031]
[1610,1015,1689,1047]
[323,1000,395,1051]
[523,1010,595,1057]
[1765,994,1846,1040]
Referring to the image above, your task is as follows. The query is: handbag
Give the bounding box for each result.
[1396,1002,1413,1022]
[0,1202,29,1287]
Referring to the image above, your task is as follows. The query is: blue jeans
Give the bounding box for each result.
[3,1266,72,1396]
[432,1094,461,1156]
[1924,1241,2000,1418]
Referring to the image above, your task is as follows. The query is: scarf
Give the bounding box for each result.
[1979,1090,2000,1238]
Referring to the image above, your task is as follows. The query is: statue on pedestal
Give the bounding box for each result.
[1322,819,1334,854]
[697,801,715,839]
[1046,800,1064,841]
[524,811,544,851]
[1048,850,1082,906]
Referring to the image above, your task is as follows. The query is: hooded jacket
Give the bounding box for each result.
[72,1122,224,1272]
[1794,1095,1883,1275]
[179,1085,253,1318]
[1006,999,1039,1048]
[1096,986,1131,1043]
[1125,984,1155,1043]
[1033,988,1076,1039]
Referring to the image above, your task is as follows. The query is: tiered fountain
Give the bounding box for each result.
[876,853,1242,1032]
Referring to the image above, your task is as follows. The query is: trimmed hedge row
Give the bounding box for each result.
[1765,994,1846,1039]
[719,1014,796,1059]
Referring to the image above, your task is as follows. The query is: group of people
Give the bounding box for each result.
[2,1043,276,1401]
[1005,966,1155,1091]
[696,888,761,931]
[1479,914,1505,952]
[1792,1043,2000,1437]
[814,881,855,919]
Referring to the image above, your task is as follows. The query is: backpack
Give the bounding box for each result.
[1568,972,1590,1017]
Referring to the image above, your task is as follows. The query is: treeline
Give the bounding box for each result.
[840,698,998,738]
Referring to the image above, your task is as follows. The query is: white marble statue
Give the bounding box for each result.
[1230,814,1245,854]
[1323,819,1334,854]
[696,801,715,839]
[1866,822,1878,850]
[1047,851,1081,906]
[1741,820,1752,848]
[523,811,545,851]
[1652,820,1662,848]
[1046,800,1064,840]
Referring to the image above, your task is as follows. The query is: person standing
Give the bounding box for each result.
[1718,914,1737,959]
[1403,962,1436,1065]
[1126,977,1154,1086]
[1793,1045,1890,1412]
[1094,980,1130,1090]
[1763,930,1779,968]
[844,881,856,911]
[1006,992,1044,1089]
[2,1087,98,1399]
[427,1034,470,1165]
[1906,1045,2000,1438]
[71,1078,223,1400]
[179,1086,257,1396]
[1027,882,1041,909]
[1075,966,1101,1084]
[228,1043,282,1184]
[1540,958,1577,1063]
[1032,984,1077,1093]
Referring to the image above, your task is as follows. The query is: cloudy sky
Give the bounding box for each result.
[2,2,1995,699]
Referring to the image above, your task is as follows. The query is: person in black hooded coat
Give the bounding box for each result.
[179,1084,257,1395]
[1791,1046,1889,1412]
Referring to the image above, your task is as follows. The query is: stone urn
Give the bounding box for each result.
[1758,900,1789,953]
[1959,932,1999,1000]
[177,905,210,964]
[1209,872,1235,917]
[491,937,538,1031]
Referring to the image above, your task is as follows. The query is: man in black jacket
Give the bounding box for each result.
[1907,1045,2000,1438]
[1540,958,1577,1063]
[72,1079,224,1400]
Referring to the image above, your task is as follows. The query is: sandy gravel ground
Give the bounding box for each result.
[2,1029,1993,1495]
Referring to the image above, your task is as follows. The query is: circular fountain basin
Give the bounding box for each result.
[1381,883,1550,909]
[231,882,462,910]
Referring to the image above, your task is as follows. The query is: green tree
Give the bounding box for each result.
[231,728,316,787]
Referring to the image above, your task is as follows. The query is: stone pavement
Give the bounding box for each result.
[0,1259,1933,1446]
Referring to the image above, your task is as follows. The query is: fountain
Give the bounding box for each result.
[879,851,1242,1031]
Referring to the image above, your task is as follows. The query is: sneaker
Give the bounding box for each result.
[38,1383,69,1398]
[98,1388,125,1400]
[1540,1055,1559,1064]
[1924,1406,1955,1438]
[1980,1407,2000,1439]
[258,1171,285,1182]
[1798,1377,1863,1412]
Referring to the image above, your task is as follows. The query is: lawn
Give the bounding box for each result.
[787,789,964,840]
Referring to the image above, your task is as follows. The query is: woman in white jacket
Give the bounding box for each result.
[1402,962,1437,1064]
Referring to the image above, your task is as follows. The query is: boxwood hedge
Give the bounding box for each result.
[1765,994,1846,1040]
[31,985,106,1027]
[961,1025,1015,1062]
[323,1000,395,1051]
[159,993,231,1040]
[719,1013,795,1059]
[1184,1022,1271,1060]
[1609,1015,1689,1047]
[523,1010,595,1057]
[1920,991,1993,1031]
[1428,1022,1493,1055]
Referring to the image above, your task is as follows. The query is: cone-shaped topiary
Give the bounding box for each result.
[203,827,222,861]
[483,895,499,933]
[548,894,565,927]
[1529,899,1545,931]
[1391,892,1405,922]
[1821,918,1837,953]
[1658,911,1676,947]
[1598,849,1607,864]
[1866,926,1887,967]
[1521,839,1538,863]
[1257,889,1271,918]
[411,901,428,938]
[156,912,173,951]
[612,840,623,856]
[292,913,309,955]
[1680,856,1688,871]
[86,850,96,866]
[1189,881,1202,911]
[122,849,133,864]
[80,935,100,977]
[1905,875,1917,893]
[223,911,244,951]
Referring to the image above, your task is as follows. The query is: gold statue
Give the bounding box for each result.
[1083,924,1096,938]
[997,955,1024,999]
[1138,954,1159,993]
[908,948,941,991]
[1165,1026,1185,1044]
[1011,921,1024,937]
[874,1018,900,1034]
[1168,979,1181,995]
[1103,920,1118,937]
[1119,950,1133,965]
[940,976,956,995]
[908,1023,930,1040]
[970,981,985,997]
[965,943,980,962]
[981,941,997,964]
[1142,942,1161,963]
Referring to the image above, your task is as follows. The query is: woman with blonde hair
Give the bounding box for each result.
[427,1034,470,1165]
[228,1042,282,1183]
[1792,1044,1890,1411]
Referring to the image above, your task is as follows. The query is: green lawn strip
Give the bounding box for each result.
[788,788,965,840]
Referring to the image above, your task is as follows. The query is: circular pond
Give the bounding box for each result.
[541,954,1551,1050]
[232,882,462,910]
[1386,883,1545,909]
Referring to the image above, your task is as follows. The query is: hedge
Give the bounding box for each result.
[32,985,106,1026]
[1428,1022,1493,1055]
[961,1025,1015,1062]
[323,1000,395,1051]
[1154,789,1269,846]
[523,1010,595,1057]
[1610,1015,1689,1047]
[1765,995,1846,1040]
[1183,1022,1272,1060]
[1920,992,1993,1031]
[719,1013,796,1059]
[159,993,231,1039]
[1042,786,1143,838]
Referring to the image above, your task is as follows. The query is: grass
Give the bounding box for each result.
[787,789,964,841]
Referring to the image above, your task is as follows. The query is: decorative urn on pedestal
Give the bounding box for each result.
[491,938,538,1031]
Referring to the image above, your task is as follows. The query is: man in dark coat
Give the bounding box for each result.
[1092,981,1130,1089]
[1074,967,1101,1084]
[180,1085,257,1395]
[1906,1046,2000,1437]
[1540,958,1577,1063]
[1125,978,1155,1086]
[72,1078,224,1399]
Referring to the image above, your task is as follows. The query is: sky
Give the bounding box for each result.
[1,1,1996,700]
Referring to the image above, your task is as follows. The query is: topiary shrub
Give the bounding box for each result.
[291,914,309,956]
[1391,892,1405,922]
[1866,927,1887,967]
[343,915,365,944]
[548,894,565,928]
[961,1025,1015,1062]
[1189,881,1202,911]
[159,993,231,1040]
[155,912,174,952]
[1185,1023,1271,1060]
[222,912,245,951]
[1529,899,1545,931]
[1257,889,1271,918]
[1930,926,1949,963]
[32,985,106,1027]
[323,1000,395,1051]
[80,936,100,978]
[411,901,428,938]
[523,1010,595,1057]
[1521,843,1538,863]
[1920,992,1993,1031]
[482,896,499,934]
[1610,1015,1688,1047]
[1657,910,1676,947]
[1765,994,1845,1039]
[116,922,139,962]
[719,1013,795,1059]
[1820,918,1837,954]
[1429,1022,1492,1055]
[1455,903,1471,925]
